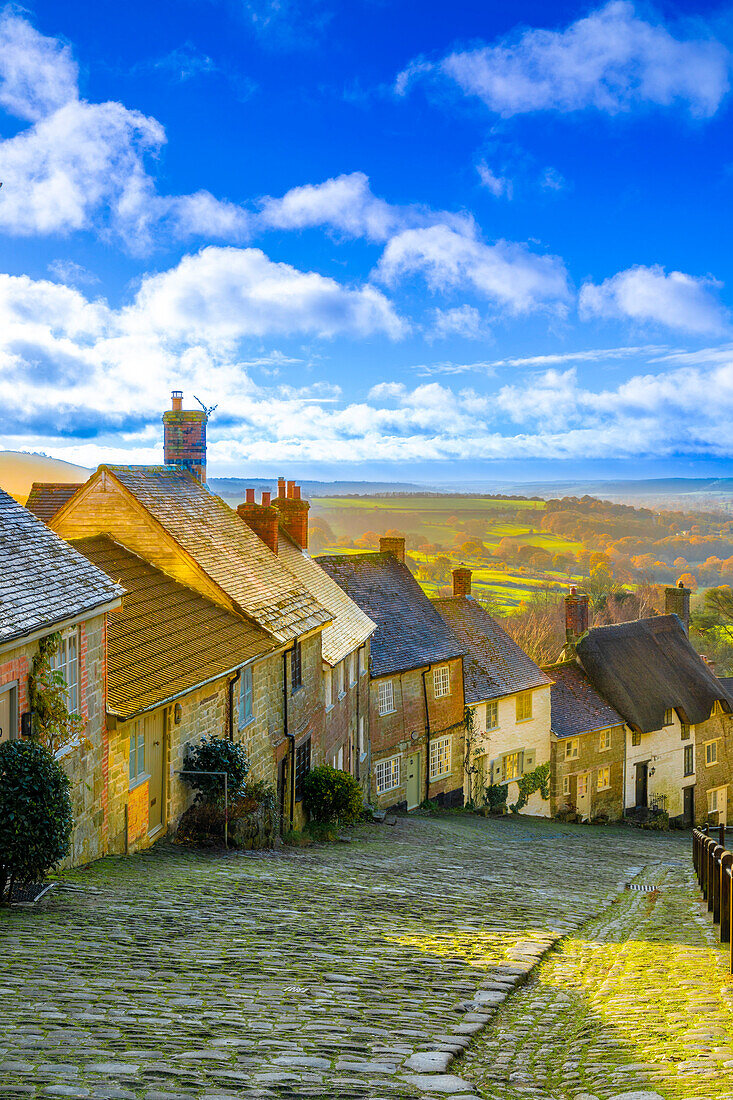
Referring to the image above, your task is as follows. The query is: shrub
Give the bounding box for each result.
[182,737,250,805]
[0,739,73,899]
[302,765,363,824]
[484,783,508,812]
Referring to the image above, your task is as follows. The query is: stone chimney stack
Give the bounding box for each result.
[565,586,590,645]
[453,567,472,598]
[272,480,309,549]
[237,494,279,554]
[380,536,405,563]
[163,390,208,483]
[666,581,691,634]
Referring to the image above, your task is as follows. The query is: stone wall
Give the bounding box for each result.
[550,723,626,822]
[694,709,733,825]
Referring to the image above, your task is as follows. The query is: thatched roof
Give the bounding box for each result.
[576,614,733,732]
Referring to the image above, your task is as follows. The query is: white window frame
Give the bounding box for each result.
[0,681,18,744]
[433,665,450,699]
[128,721,146,787]
[358,715,365,759]
[375,755,400,793]
[516,690,532,722]
[562,775,571,797]
[359,648,367,677]
[709,786,724,813]
[238,665,254,728]
[486,700,498,730]
[50,626,80,715]
[325,667,332,709]
[378,680,395,716]
[338,661,345,699]
[429,735,451,780]
[565,738,579,760]
[706,739,719,766]
[599,729,611,751]
[503,750,522,781]
[349,652,356,686]
[597,766,610,791]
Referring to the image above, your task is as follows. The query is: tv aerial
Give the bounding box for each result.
[193,395,218,418]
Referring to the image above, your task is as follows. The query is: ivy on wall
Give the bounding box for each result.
[510,762,550,814]
[28,633,85,755]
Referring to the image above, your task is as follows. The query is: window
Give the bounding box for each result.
[375,756,400,793]
[684,744,694,776]
[430,736,451,779]
[503,751,522,781]
[631,731,642,747]
[706,740,719,766]
[681,723,691,741]
[0,684,17,744]
[129,722,145,785]
[565,739,579,760]
[359,648,366,676]
[663,708,674,727]
[337,661,345,698]
[433,666,450,698]
[577,773,588,799]
[709,787,721,813]
[294,736,311,801]
[238,666,253,728]
[349,652,356,685]
[516,691,532,722]
[291,640,302,692]
[378,680,395,716]
[486,701,498,730]
[325,668,332,709]
[358,716,365,759]
[599,729,611,751]
[562,775,571,797]
[336,745,344,770]
[597,766,610,791]
[50,627,79,715]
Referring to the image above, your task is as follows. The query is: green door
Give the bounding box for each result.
[405,752,421,810]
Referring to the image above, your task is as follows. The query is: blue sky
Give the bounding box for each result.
[3,0,733,481]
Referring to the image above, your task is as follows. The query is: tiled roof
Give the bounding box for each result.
[543,660,624,739]
[317,552,464,677]
[432,596,551,703]
[73,536,277,719]
[576,615,733,732]
[277,534,375,665]
[103,466,330,643]
[0,489,124,645]
[25,482,83,523]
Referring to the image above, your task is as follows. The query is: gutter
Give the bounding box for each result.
[107,654,261,723]
[283,647,295,831]
[0,597,124,653]
[422,664,433,803]
[228,668,242,741]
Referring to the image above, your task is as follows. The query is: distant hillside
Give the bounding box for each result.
[0,451,90,502]
[208,477,429,503]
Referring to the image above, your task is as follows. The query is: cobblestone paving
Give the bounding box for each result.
[460,853,733,1100]
[0,813,710,1100]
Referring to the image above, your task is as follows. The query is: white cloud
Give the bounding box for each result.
[375,224,570,316]
[540,167,565,191]
[368,381,406,400]
[0,11,251,250]
[404,1,729,118]
[580,264,728,335]
[432,305,485,340]
[477,162,513,199]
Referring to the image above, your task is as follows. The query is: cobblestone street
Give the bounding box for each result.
[0,814,730,1100]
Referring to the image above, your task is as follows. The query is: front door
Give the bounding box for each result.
[683,785,695,827]
[635,762,648,809]
[577,772,591,820]
[405,752,421,810]
[146,713,165,835]
[0,684,16,744]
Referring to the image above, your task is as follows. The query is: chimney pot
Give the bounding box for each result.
[278,477,286,498]
[294,484,301,501]
[379,536,405,564]
[287,480,296,499]
[171,390,183,411]
[245,487,255,504]
[452,567,472,598]
[261,490,271,506]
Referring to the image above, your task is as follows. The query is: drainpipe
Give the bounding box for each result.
[422,664,433,803]
[355,646,363,783]
[283,648,295,830]
[228,669,241,741]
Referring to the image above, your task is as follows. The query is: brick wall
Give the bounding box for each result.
[550,723,626,821]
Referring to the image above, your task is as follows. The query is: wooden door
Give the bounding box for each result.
[577,772,590,820]
[635,762,648,808]
[405,752,421,810]
[146,712,164,835]
[683,785,695,827]
[0,685,15,744]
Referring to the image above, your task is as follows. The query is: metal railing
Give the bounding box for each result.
[692,823,733,973]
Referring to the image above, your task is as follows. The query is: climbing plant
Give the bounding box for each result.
[28,634,85,755]
[510,762,551,814]
[462,705,484,807]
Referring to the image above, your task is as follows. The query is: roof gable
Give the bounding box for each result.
[576,614,733,731]
[432,596,550,703]
[0,489,123,645]
[543,660,624,739]
[317,552,464,676]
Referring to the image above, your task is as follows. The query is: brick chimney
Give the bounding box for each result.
[665,582,691,634]
[237,491,279,554]
[163,390,208,483]
[565,586,590,645]
[453,567,472,598]
[272,479,309,549]
[380,536,405,563]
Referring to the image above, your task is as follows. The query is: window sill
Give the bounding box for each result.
[597,786,611,792]
[325,703,335,713]
[291,684,304,697]
[238,716,255,730]
[338,691,346,701]
[378,709,396,717]
[429,771,452,782]
[516,717,533,724]
[129,772,151,793]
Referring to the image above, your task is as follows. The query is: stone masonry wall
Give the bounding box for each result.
[694,709,733,825]
[550,723,626,822]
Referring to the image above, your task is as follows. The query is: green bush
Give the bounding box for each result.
[485,783,509,812]
[302,765,363,824]
[0,739,73,899]
[182,737,250,805]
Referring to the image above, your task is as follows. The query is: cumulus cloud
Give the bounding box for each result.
[400,1,729,118]
[431,305,485,340]
[0,11,251,250]
[476,162,513,199]
[375,224,570,316]
[579,265,728,335]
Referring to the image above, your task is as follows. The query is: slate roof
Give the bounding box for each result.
[317,552,464,677]
[543,660,624,739]
[277,534,375,665]
[432,596,551,704]
[25,482,83,523]
[0,489,124,646]
[73,536,276,719]
[576,614,733,732]
[101,466,331,643]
